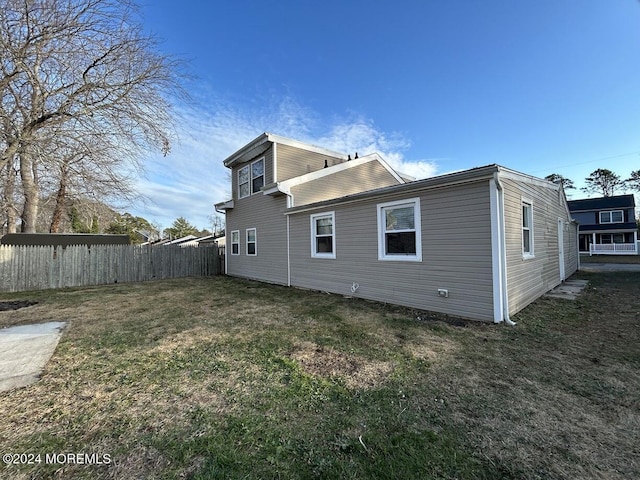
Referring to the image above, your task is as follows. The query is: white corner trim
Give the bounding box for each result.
[272,141,278,183]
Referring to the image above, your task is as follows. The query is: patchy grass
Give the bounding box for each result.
[0,274,638,479]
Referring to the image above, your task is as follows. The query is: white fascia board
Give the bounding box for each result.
[499,166,577,224]
[497,166,560,191]
[223,132,347,169]
[266,133,347,160]
[223,133,270,167]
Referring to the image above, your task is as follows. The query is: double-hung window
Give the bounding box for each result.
[238,158,265,199]
[246,228,257,256]
[252,159,264,193]
[522,200,534,258]
[599,210,623,224]
[230,230,240,255]
[377,198,422,261]
[310,212,335,258]
[238,166,250,198]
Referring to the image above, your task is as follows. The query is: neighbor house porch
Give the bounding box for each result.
[580,232,639,255]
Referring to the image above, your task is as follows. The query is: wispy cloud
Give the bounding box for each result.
[132,96,439,231]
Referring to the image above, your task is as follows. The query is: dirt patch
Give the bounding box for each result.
[0,300,38,312]
[289,341,393,389]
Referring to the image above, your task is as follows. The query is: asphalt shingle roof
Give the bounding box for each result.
[567,194,635,212]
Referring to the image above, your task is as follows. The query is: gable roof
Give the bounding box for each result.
[263,151,405,197]
[223,132,348,168]
[567,194,635,212]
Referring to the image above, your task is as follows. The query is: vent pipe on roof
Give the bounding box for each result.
[324,159,328,168]
[347,154,351,161]
[355,152,358,159]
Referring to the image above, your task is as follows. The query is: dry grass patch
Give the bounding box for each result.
[289,341,394,389]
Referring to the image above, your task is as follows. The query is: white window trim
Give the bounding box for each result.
[522,198,534,259]
[230,230,240,256]
[251,157,265,195]
[377,197,422,262]
[237,157,265,199]
[246,228,257,256]
[238,165,250,199]
[310,211,336,259]
[599,210,624,224]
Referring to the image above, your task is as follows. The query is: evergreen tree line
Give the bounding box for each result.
[545,168,640,197]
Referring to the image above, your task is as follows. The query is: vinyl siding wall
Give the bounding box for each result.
[226,146,288,285]
[276,144,345,181]
[502,178,578,315]
[288,180,495,321]
[291,160,401,207]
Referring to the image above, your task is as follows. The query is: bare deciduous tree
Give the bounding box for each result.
[0,0,186,233]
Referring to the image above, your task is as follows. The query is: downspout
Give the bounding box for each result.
[493,172,516,326]
[286,194,292,286]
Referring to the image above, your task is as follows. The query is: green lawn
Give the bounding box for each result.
[0,273,638,479]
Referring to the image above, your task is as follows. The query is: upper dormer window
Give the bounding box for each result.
[599,210,623,224]
[238,158,265,199]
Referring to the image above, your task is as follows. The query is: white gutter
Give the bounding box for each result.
[493,171,516,326]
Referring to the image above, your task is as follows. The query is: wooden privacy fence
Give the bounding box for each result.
[0,244,222,293]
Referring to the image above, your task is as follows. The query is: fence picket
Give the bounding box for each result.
[0,245,221,293]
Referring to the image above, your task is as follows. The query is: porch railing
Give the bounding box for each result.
[589,243,638,255]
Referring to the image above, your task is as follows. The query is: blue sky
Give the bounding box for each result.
[134,0,640,232]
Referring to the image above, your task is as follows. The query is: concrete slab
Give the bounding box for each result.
[544,280,589,300]
[0,321,66,393]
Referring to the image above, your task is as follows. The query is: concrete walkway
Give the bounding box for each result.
[544,279,590,300]
[0,321,66,393]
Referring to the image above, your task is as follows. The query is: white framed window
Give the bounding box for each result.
[522,199,534,258]
[251,158,264,194]
[238,166,250,199]
[599,210,623,224]
[230,230,240,255]
[238,158,265,199]
[246,228,257,256]
[377,198,422,262]
[310,212,335,258]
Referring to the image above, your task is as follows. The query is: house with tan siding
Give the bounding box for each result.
[216,133,578,323]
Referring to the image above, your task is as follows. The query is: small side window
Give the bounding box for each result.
[377,198,422,262]
[238,166,250,199]
[310,212,335,259]
[246,228,257,256]
[522,200,534,258]
[230,230,240,255]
